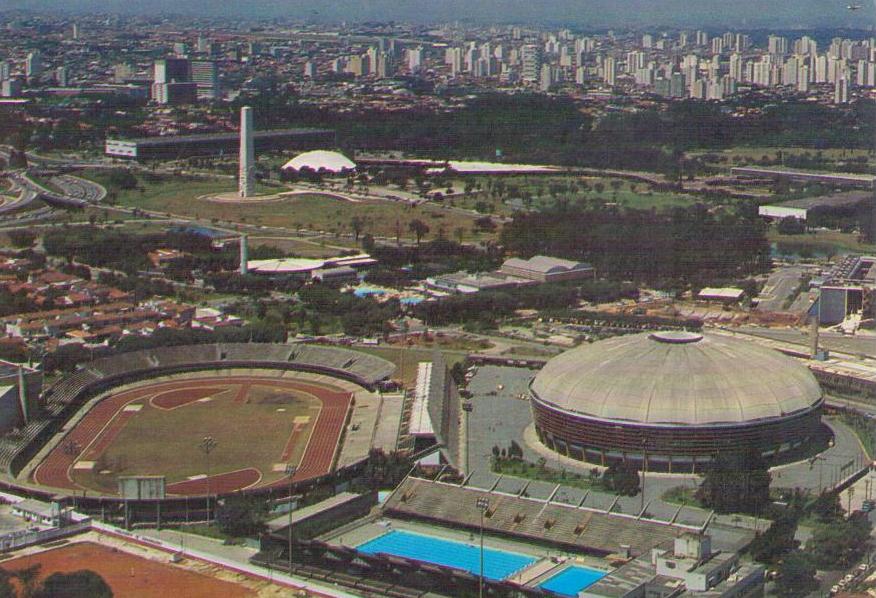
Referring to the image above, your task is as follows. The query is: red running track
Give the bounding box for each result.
[32,376,353,496]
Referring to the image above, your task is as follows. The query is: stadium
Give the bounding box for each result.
[0,343,399,525]
[529,331,825,473]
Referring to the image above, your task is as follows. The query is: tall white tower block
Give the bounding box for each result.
[239,106,255,197]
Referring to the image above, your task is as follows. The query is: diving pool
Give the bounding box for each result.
[356,529,537,580]
[538,565,606,596]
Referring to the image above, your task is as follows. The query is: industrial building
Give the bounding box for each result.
[758,191,873,222]
[530,331,824,472]
[499,255,595,283]
[731,166,876,190]
[105,128,334,160]
[816,254,876,327]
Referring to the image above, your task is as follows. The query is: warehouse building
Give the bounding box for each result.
[105,128,334,160]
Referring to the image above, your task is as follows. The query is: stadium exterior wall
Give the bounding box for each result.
[530,391,824,473]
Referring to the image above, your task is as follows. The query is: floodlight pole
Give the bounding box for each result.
[463,401,473,475]
[199,435,217,521]
[285,465,297,573]
[641,437,647,513]
[476,496,489,598]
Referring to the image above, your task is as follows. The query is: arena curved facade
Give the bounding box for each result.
[529,331,824,473]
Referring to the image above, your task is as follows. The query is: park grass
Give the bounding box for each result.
[661,485,704,508]
[454,174,697,214]
[73,381,319,495]
[79,171,492,243]
[768,228,876,255]
[491,457,597,491]
[247,236,354,258]
[352,345,467,387]
[689,146,875,173]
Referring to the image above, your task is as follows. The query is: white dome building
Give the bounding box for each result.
[530,331,825,472]
[281,150,356,175]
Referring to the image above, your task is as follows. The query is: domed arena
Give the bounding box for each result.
[529,331,825,473]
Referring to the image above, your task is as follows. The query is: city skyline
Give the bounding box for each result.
[2,0,875,28]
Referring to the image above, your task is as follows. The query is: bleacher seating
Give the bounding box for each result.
[384,477,687,557]
[0,342,396,476]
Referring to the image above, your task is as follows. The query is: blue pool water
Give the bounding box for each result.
[357,530,537,580]
[400,296,424,305]
[353,286,386,298]
[538,565,606,596]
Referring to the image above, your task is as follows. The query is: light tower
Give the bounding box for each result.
[239,234,248,275]
[238,106,254,197]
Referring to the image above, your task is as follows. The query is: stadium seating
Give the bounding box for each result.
[384,477,685,556]
[2,342,395,477]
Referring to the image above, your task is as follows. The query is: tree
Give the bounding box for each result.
[696,449,771,514]
[408,219,429,246]
[601,461,640,496]
[34,570,112,598]
[216,494,269,538]
[748,514,798,564]
[7,230,36,248]
[350,216,366,243]
[774,551,817,597]
[807,512,872,569]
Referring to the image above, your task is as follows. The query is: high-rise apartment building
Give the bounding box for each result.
[190,60,218,99]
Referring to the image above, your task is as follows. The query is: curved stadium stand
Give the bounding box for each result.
[0,343,395,478]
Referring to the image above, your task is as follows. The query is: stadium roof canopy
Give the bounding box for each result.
[531,331,822,426]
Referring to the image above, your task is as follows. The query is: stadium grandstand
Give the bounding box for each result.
[282,474,758,597]
[0,342,398,526]
[405,352,459,462]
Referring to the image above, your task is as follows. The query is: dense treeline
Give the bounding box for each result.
[230,92,875,172]
[43,226,239,276]
[413,280,623,329]
[297,285,400,337]
[500,204,770,283]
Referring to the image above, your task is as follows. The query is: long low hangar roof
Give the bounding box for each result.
[108,127,334,147]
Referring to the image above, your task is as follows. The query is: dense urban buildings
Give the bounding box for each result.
[0,9,874,598]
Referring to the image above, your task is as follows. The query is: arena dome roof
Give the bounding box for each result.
[530,331,822,426]
[282,150,356,173]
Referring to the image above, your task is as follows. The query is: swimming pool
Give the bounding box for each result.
[538,565,606,596]
[356,529,537,580]
[353,286,386,298]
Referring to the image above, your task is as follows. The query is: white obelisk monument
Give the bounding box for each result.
[238,106,254,197]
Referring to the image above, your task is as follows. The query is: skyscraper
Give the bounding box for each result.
[25,51,42,81]
[834,77,849,104]
[239,106,255,198]
[190,60,218,99]
[521,44,541,83]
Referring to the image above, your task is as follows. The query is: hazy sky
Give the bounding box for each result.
[4,0,875,28]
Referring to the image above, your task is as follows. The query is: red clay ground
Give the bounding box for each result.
[32,375,353,496]
[0,541,255,597]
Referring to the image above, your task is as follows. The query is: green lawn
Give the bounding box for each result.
[491,458,597,491]
[450,174,697,214]
[73,380,319,495]
[80,171,491,243]
[352,345,467,387]
[768,229,876,255]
